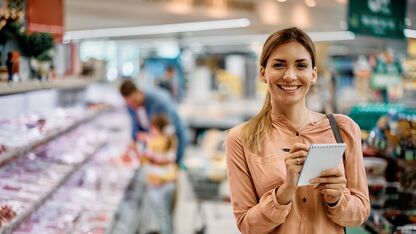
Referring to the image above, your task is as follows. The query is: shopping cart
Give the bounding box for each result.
[186,170,224,234]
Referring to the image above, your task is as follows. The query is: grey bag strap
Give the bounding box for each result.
[327,113,345,162]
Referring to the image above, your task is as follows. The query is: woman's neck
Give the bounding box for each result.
[272,104,310,129]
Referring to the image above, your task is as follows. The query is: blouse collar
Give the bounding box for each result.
[270,112,326,132]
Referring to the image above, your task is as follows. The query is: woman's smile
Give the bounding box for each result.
[277,84,301,92]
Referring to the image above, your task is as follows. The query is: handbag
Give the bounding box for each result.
[326,113,347,234]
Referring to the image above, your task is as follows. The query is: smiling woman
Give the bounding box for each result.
[225,27,370,234]
[260,41,317,112]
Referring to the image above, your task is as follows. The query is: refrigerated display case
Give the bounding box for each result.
[0,82,141,234]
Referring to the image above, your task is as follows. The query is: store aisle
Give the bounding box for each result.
[174,170,240,234]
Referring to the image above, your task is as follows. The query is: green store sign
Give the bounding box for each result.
[348,0,407,39]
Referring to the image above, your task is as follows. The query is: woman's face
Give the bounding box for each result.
[260,41,317,108]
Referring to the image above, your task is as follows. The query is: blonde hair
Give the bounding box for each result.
[240,27,316,153]
[241,93,272,153]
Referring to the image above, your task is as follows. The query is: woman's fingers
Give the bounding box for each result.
[284,143,309,187]
[290,150,308,159]
[289,143,309,153]
[285,150,308,165]
[310,176,346,185]
[319,168,343,177]
[285,155,306,166]
[284,143,309,167]
[311,167,346,196]
[313,183,345,190]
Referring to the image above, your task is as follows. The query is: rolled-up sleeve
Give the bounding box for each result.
[226,127,292,234]
[324,117,371,226]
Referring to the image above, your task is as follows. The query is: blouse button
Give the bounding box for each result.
[302,198,307,202]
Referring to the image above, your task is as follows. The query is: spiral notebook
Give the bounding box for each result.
[297,143,346,186]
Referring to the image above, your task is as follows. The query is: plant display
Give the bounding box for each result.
[0,5,54,62]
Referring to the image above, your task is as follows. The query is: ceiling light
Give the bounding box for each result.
[166,0,193,14]
[404,29,416,38]
[207,0,228,18]
[308,31,355,41]
[336,0,347,4]
[292,4,310,28]
[64,18,251,41]
[258,0,281,25]
[305,0,316,7]
[277,0,287,2]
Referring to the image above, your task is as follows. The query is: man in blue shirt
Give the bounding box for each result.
[119,80,187,165]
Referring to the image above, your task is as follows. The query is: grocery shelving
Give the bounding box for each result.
[0,107,107,167]
[4,110,136,233]
[0,108,109,234]
[0,147,103,234]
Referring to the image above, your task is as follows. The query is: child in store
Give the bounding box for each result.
[137,114,177,234]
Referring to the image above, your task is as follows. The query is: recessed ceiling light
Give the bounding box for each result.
[165,0,193,14]
[259,0,281,25]
[305,0,316,7]
[292,4,310,28]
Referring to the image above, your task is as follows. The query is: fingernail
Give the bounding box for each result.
[310,179,316,183]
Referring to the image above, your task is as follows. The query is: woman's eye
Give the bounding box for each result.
[273,63,285,68]
[297,63,308,69]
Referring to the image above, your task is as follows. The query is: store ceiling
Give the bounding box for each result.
[65,0,346,32]
[65,0,415,54]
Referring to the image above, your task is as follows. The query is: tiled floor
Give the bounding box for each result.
[174,171,240,234]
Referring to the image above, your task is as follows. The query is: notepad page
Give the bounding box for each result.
[297,143,346,186]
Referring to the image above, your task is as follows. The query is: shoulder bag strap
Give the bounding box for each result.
[327,113,345,162]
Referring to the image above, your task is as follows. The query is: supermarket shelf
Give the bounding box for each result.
[0,144,105,234]
[0,108,109,167]
[1,109,135,234]
[0,78,99,96]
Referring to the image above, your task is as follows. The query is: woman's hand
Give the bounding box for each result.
[285,143,309,187]
[310,168,346,205]
[276,143,309,205]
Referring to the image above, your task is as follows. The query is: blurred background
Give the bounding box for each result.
[0,0,415,233]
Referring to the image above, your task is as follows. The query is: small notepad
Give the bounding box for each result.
[297,143,346,186]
